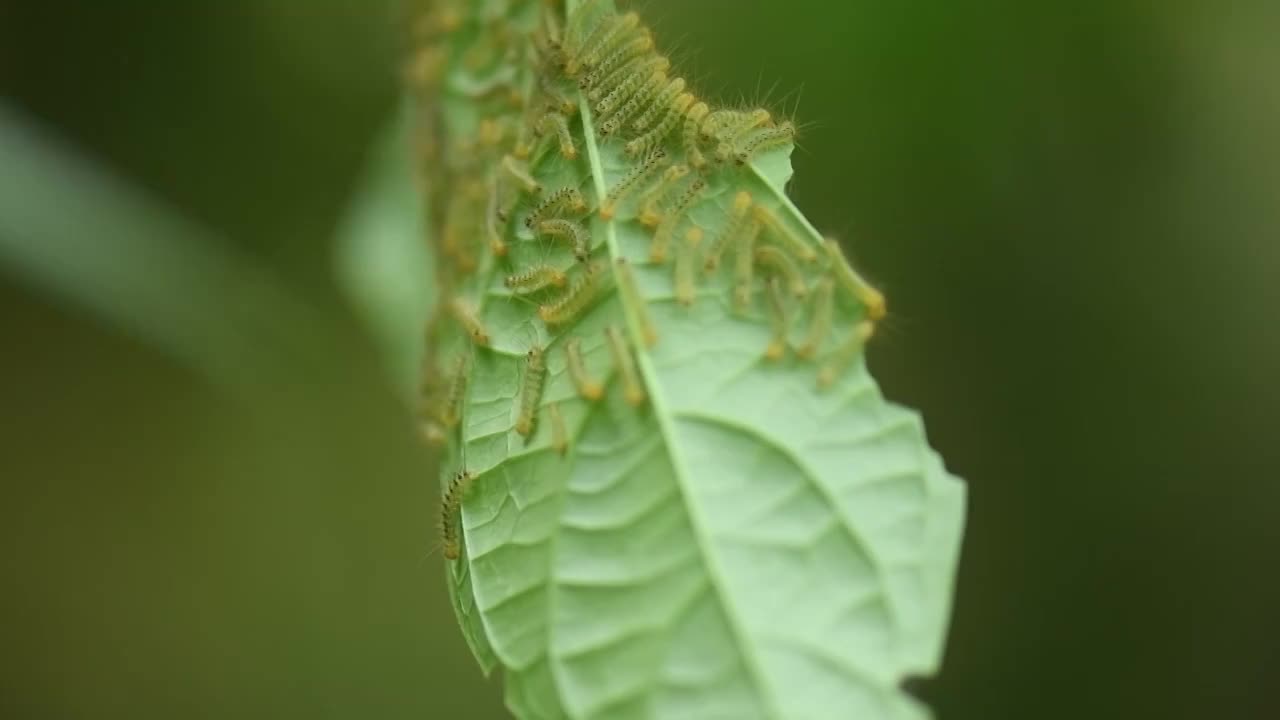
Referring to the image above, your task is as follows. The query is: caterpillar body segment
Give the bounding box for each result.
[449,298,490,345]
[580,30,653,90]
[548,402,569,456]
[649,177,706,263]
[733,220,761,311]
[537,219,592,261]
[565,337,604,401]
[631,77,687,134]
[754,245,808,299]
[764,277,790,361]
[638,164,690,228]
[501,154,542,195]
[798,277,835,359]
[682,102,711,168]
[753,204,819,263]
[440,352,470,428]
[590,54,670,104]
[734,121,796,165]
[598,71,667,137]
[605,325,646,407]
[675,227,702,306]
[817,322,876,389]
[536,112,578,159]
[525,187,587,229]
[516,346,547,437]
[601,148,668,220]
[539,261,607,326]
[439,470,476,561]
[570,11,640,77]
[625,92,695,158]
[705,191,754,272]
[505,265,568,294]
[614,258,658,348]
[824,239,887,322]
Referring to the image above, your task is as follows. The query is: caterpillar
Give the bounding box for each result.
[650,177,706,263]
[516,346,547,437]
[449,298,490,345]
[700,108,769,145]
[733,219,761,311]
[538,219,592,262]
[798,276,835,359]
[705,191,754,272]
[753,204,819,263]
[605,325,646,407]
[682,101,711,168]
[525,187,587,230]
[440,470,476,561]
[734,121,796,166]
[625,92,695,158]
[539,261,606,326]
[548,402,569,456]
[501,154,542,195]
[571,11,640,77]
[824,238,887,322]
[600,148,668,220]
[598,70,666,136]
[638,164,690,228]
[675,227,702,306]
[440,352,469,428]
[579,30,653,90]
[536,112,577,159]
[764,277,790,361]
[754,245,808,299]
[505,265,568,294]
[590,54,669,105]
[565,337,604,400]
[817,322,876,389]
[614,258,658,347]
[632,77,687,133]
[485,180,508,257]
[714,109,775,163]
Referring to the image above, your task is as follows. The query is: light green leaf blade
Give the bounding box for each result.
[410,2,967,718]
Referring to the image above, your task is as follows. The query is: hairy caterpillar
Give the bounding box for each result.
[571,11,640,77]
[700,108,769,145]
[631,77,687,133]
[817,322,875,389]
[539,260,606,326]
[625,92,695,158]
[682,101,711,168]
[536,112,577,159]
[798,276,835,359]
[754,245,808,299]
[449,298,490,345]
[638,164,690,227]
[598,70,666,136]
[650,177,705,263]
[565,337,604,400]
[675,227,702,306]
[501,154,542,195]
[614,258,658,347]
[440,352,469,428]
[605,325,646,407]
[764,277,790,361]
[753,204,818,263]
[537,218,592,261]
[705,191,753,271]
[600,148,668,220]
[734,121,796,166]
[590,54,669,105]
[548,402,569,456]
[525,187,587,229]
[505,265,568,294]
[714,109,775,163]
[824,238,887,322]
[579,30,653,90]
[516,346,547,437]
[439,469,476,561]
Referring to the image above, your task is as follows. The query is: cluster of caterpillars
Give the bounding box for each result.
[411,0,888,563]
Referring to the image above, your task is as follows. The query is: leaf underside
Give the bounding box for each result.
[408,1,967,718]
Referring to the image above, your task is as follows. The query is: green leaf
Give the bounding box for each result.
[406,2,967,718]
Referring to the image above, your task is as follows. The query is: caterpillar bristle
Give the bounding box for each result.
[538,219,592,262]
[525,187,588,230]
[735,121,796,166]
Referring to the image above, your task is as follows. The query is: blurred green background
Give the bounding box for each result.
[2,1,1277,718]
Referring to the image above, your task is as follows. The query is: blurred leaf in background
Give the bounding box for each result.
[1,1,1278,719]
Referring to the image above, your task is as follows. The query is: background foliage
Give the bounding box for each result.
[2,1,1278,718]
